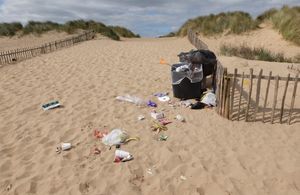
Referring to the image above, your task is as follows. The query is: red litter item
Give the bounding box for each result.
[94,129,107,139]
[159,118,172,125]
[114,156,121,163]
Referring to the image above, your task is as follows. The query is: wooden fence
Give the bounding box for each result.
[0,30,95,66]
[188,30,299,125]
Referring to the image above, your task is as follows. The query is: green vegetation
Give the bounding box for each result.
[0,22,23,36]
[257,6,300,46]
[158,32,176,38]
[63,20,120,40]
[220,44,300,63]
[23,21,63,35]
[177,11,258,36]
[0,20,140,40]
[109,26,140,38]
[175,6,300,46]
[256,8,278,22]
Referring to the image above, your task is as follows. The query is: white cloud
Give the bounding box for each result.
[0,0,299,36]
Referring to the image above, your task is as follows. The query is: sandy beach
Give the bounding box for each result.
[0,31,300,195]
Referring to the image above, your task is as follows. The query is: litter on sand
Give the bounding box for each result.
[151,122,168,133]
[151,111,164,120]
[158,118,172,125]
[180,100,192,107]
[158,134,168,141]
[147,169,153,175]
[137,115,145,120]
[94,129,108,139]
[158,96,170,102]
[114,149,133,163]
[180,175,187,180]
[154,92,168,97]
[42,100,60,110]
[159,58,169,65]
[102,129,139,147]
[116,95,147,107]
[191,102,206,109]
[200,91,216,107]
[147,100,157,107]
[176,114,185,122]
[56,142,72,154]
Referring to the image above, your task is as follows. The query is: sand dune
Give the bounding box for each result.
[0,31,86,51]
[199,23,300,59]
[0,35,300,195]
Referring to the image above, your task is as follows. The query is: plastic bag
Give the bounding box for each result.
[116,95,147,107]
[102,129,129,146]
[200,92,216,107]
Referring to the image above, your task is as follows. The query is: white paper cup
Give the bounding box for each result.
[115,149,130,158]
[61,143,72,151]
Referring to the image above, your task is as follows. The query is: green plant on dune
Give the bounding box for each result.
[177,11,258,36]
[256,8,278,22]
[0,22,23,36]
[22,21,63,35]
[158,32,176,38]
[63,20,120,40]
[271,6,300,46]
[256,6,300,46]
[220,44,299,63]
[0,20,139,40]
[109,26,140,38]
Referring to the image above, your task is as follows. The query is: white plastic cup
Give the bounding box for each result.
[115,149,130,158]
[61,143,72,151]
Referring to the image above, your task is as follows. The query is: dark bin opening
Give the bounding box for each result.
[171,63,204,99]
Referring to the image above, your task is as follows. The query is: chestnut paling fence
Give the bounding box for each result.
[0,30,95,66]
[188,30,299,125]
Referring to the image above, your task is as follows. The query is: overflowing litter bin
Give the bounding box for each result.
[171,63,204,99]
[172,49,217,99]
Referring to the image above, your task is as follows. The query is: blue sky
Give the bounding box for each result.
[0,0,299,37]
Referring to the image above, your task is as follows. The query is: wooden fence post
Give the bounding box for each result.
[230,68,237,120]
[220,68,227,116]
[288,73,299,125]
[225,77,231,119]
[262,71,272,123]
[216,65,221,114]
[254,69,263,121]
[245,68,253,122]
[237,72,245,121]
[280,74,290,123]
[271,75,279,124]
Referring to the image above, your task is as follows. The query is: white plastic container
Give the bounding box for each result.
[115,149,130,158]
[61,143,72,151]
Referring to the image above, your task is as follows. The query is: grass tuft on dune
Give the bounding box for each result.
[177,11,258,37]
[220,44,300,63]
[175,6,300,46]
[0,20,140,40]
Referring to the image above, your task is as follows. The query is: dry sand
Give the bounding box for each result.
[0,32,300,195]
